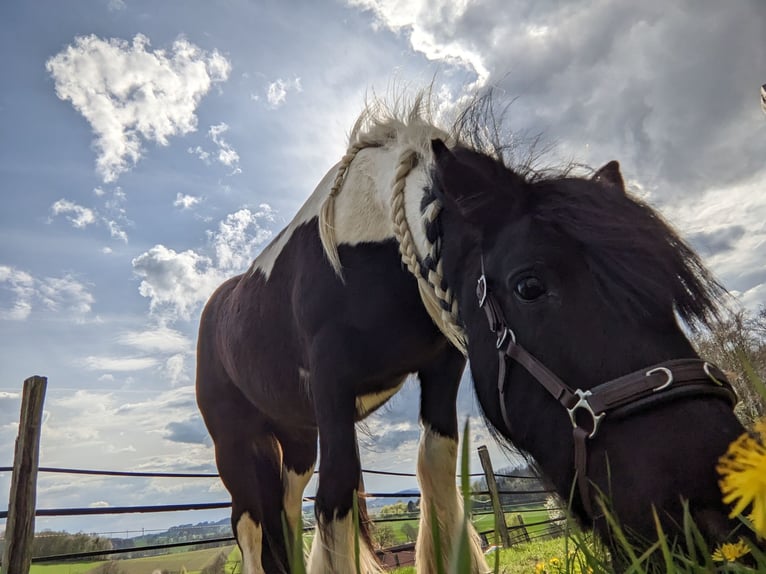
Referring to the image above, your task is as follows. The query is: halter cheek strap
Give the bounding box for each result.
[475,267,738,518]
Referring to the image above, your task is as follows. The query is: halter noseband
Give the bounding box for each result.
[475,265,738,518]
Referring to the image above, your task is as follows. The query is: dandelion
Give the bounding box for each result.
[534,561,546,574]
[718,418,766,537]
[711,539,750,563]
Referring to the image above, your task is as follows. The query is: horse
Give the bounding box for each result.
[196,94,744,573]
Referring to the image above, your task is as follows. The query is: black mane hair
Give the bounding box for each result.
[528,178,727,330]
[449,91,727,330]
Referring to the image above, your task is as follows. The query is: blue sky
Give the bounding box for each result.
[1,0,765,538]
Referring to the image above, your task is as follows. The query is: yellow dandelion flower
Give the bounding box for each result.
[711,539,750,563]
[717,418,766,537]
[535,561,546,574]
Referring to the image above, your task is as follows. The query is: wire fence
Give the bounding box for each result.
[1,462,565,566]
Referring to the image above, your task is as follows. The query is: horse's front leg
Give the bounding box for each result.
[417,344,489,574]
[306,356,382,574]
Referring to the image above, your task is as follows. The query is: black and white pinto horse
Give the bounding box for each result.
[196,97,744,573]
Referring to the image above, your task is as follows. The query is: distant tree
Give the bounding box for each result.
[32,531,113,558]
[94,561,125,574]
[692,307,766,425]
[378,501,408,517]
[401,523,418,542]
[202,551,229,574]
[371,524,397,549]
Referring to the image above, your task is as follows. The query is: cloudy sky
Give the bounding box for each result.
[1,0,764,538]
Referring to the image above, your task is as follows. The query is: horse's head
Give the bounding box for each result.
[429,139,745,551]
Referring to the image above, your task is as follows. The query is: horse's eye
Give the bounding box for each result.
[514,275,546,301]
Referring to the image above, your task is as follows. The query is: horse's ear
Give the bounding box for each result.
[592,160,625,194]
[431,139,495,223]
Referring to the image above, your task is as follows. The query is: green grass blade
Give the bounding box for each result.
[737,347,766,402]
[430,501,447,574]
[652,507,676,573]
[450,419,472,574]
[281,510,306,574]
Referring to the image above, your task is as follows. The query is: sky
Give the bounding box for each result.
[0,0,764,539]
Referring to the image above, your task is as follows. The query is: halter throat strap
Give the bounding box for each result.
[475,266,738,518]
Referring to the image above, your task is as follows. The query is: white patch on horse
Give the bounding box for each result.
[355,378,405,418]
[236,511,266,574]
[416,426,489,574]
[283,466,314,535]
[307,512,382,574]
[252,163,340,279]
[330,147,397,246]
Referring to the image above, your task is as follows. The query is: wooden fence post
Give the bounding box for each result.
[2,376,47,574]
[477,445,511,548]
[511,513,530,544]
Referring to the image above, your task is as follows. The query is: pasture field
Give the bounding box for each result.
[391,536,576,574]
[30,562,106,574]
[29,545,237,574]
[376,507,554,546]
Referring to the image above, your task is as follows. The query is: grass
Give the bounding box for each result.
[30,562,107,574]
[389,535,578,574]
[29,544,236,574]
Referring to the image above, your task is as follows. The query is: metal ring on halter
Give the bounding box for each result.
[567,389,605,439]
[496,327,516,349]
[477,274,488,307]
[703,362,724,386]
[647,366,674,392]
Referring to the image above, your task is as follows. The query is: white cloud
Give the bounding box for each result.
[106,0,125,11]
[0,266,35,320]
[347,0,488,85]
[117,325,191,354]
[187,123,241,174]
[81,355,160,371]
[50,187,130,243]
[173,193,201,210]
[208,122,240,171]
[0,266,94,321]
[46,34,231,182]
[210,206,274,271]
[266,77,302,108]
[132,245,222,321]
[50,199,97,229]
[187,145,211,163]
[132,206,276,322]
[163,353,191,386]
[38,274,95,316]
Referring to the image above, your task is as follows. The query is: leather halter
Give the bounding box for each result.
[475,268,738,518]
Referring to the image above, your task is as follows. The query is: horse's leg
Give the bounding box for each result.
[274,428,318,547]
[199,379,290,574]
[306,360,382,573]
[416,344,489,574]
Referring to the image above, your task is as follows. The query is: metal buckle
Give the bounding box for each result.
[567,389,605,439]
[703,362,724,386]
[495,327,516,349]
[647,366,673,392]
[477,274,488,307]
